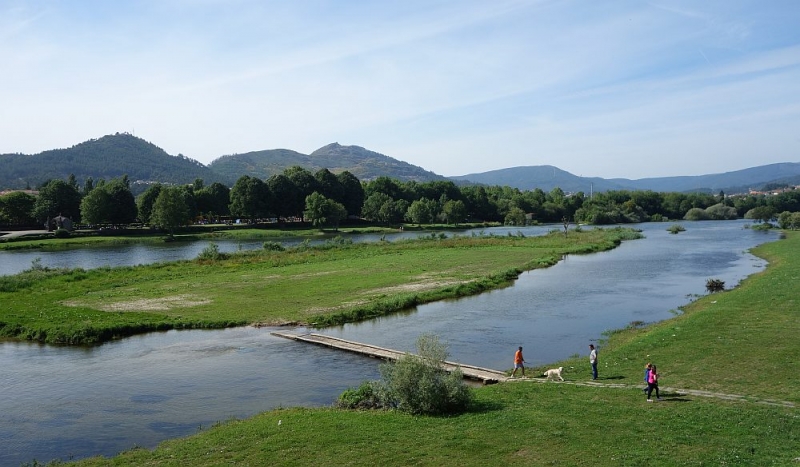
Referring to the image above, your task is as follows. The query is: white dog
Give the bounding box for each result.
[543,367,564,381]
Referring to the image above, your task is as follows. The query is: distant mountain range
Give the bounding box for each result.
[1,133,797,195]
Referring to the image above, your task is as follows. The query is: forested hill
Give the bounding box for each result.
[0,133,224,190]
[209,143,447,183]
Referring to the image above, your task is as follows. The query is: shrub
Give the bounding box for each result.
[54,228,71,238]
[706,278,725,293]
[262,241,285,252]
[379,334,472,415]
[335,381,385,409]
[667,224,685,234]
[684,208,709,221]
[197,242,224,261]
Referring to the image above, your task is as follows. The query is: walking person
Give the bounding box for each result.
[589,344,598,380]
[646,364,661,401]
[643,363,652,393]
[511,346,526,378]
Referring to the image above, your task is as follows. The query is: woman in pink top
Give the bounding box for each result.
[646,364,660,401]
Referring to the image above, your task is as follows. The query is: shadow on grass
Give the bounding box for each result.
[465,399,505,414]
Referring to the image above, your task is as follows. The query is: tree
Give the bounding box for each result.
[137,184,163,224]
[304,192,347,229]
[150,186,191,236]
[80,177,137,226]
[284,167,319,217]
[33,179,83,223]
[229,176,270,221]
[406,198,438,225]
[362,193,393,223]
[744,206,776,224]
[267,174,300,220]
[504,207,526,226]
[442,200,467,225]
[0,191,36,226]
[315,168,344,203]
[194,182,230,220]
[336,171,365,218]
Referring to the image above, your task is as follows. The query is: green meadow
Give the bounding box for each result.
[0,228,636,345]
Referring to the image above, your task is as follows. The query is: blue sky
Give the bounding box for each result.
[2,0,799,179]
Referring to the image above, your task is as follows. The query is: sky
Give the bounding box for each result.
[2,1,799,179]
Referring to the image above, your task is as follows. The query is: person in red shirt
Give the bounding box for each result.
[511,346,526,378]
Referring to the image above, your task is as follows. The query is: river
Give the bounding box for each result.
[0,220,778,466]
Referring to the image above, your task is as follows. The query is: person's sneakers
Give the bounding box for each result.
[657,397,662,400]
[646,399,653,402]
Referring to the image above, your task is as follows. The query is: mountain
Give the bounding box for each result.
[209,143,446,182]
[450,166,629,194]
[453,162,800,194]
[0,133,224,190]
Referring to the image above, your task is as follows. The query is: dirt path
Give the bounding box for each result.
[507,377,796,408]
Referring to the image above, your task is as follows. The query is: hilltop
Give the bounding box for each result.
[1,133,797,194]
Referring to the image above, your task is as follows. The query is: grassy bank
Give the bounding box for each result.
[64,232,799,466]
[0,228,638,345]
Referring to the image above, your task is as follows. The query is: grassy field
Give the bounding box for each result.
[0,228,637,344]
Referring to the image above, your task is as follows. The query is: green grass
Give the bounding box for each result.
[73,383,796,466]
[36,231,800,466]
[0,228,637,344]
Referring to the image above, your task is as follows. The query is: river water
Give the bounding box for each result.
[0,221,778,465]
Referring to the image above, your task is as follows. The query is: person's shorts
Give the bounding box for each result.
[514,363,524,369]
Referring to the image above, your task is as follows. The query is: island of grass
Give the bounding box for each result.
[62,231,799,465]
[0,227,639,345]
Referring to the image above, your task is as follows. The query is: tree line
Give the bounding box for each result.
[2,167,800,231]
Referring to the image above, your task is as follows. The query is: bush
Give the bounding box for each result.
[667,224,685,234]
[262,241,285,252]
[380,334,471,415]
[335,381,385,409]
[336,334,472,415]
[684,208,709,221]
[197,242,224,261]
[54,228,71,238]
[706,278,725,293]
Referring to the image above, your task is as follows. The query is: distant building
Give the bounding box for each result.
[47,215,73,231]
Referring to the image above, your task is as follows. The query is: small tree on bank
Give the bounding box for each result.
[337,334,472,415]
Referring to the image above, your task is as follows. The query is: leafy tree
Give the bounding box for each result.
[33,179,83,223]
[194,182,230,220]
[284,166,319,217]
[267,174,300,220]
[315,168,344,203]
[705,203,738,220]
[504,206,526,226]
[151,186,191,236]
[80,186,113,225]
[229,176,271,221]
[304,192,347,229]
[684,207,710,221]
[441,199,467,225]
[80,177,137,226]
[405,198,438,225]
[336,171,365,217]
[0,191,36,226]
[744,206,776,223]
[362,192,393,223]
[364,176,409,202]
[136,184,163,224]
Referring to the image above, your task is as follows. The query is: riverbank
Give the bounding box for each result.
[0,228,638,345]
[0,222,499,251]
[69,232,799,465]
